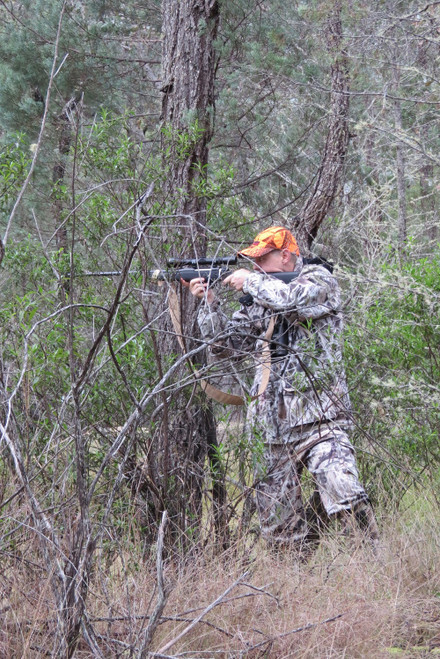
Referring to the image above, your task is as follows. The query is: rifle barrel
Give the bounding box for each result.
[72,268,301,284]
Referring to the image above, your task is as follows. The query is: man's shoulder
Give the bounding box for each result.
[299,262,338,285]
[243,263,338,298]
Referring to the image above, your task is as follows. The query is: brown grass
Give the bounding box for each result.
[2,498,440,658]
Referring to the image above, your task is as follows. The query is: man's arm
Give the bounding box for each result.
[184,274,266,359]
[242,266,341,319]
[183,267,251,303]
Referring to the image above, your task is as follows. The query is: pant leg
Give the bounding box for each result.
[305,429,369,516]
[254,443,308,546]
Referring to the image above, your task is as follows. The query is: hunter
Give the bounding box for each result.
[186,226,379,551]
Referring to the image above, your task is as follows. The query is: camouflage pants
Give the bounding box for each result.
[254,425,370,547]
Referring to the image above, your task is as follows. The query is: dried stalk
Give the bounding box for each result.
[139,511,171,658]
[155,571,249,656]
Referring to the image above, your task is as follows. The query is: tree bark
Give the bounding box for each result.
[145,0,227,547]
[52,97,78,253]
[293,3,350,254]
[161,0,219,225]
[390,60,407,256]
[394,95,407,254]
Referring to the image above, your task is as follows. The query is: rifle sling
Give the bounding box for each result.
[168,285,275,406]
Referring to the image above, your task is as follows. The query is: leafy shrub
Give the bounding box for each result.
[344,251,440,501]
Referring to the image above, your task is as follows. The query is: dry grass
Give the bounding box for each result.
[2,498,440,658]
[142,514,440,658]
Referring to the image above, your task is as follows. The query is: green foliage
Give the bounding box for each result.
[83,110,140,179]
[345,252,440,497]
[0,134,30,218]
[0,0,144,134]
[162,119,206,159]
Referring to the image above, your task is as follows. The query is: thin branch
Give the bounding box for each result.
[156,571,249,655]
[86,340,207,503]
[244,612,345,653]
[139,511,171,658]
[241,581,279,607]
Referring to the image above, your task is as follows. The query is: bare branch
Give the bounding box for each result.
[156,571,249,655]
[2,0,68,250]
[139,511,171,657]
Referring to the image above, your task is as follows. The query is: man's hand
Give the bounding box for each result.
[182,277,215,305]
[222,268,251,292]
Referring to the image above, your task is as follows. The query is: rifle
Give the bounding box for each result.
[159,255,332,283]
[79,255,332,289]
[77,256,236,281]
[149,255,321,288]
[79,255,333,363]
[150,256,238,284]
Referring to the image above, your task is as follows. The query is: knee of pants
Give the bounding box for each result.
[313,467,368,516]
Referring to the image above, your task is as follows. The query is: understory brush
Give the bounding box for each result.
[1,489,440,658]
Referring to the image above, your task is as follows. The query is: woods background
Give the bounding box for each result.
[0,0,440,656]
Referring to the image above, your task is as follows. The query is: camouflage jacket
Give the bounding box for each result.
[197,259,352,442]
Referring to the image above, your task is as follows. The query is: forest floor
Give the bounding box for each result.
[2,493,440,658]
[140,506,440,658]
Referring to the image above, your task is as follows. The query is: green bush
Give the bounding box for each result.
[344,251,440,501]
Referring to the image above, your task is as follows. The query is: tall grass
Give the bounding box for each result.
[2,486,440,658]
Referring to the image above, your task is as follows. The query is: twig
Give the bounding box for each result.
[89,614,233,638]
[241,581,279,607]
[156,571,249,655]
[175,589,271,618]
[165,617,234,638]
[244,612,344,653]
[139,511,171,658]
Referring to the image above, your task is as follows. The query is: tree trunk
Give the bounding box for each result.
[420,149,438,246]
[146,0,226,547]
[391,63,407,256]
[416,41,438,247]
[161,0,219,224]
[293,3,350,254]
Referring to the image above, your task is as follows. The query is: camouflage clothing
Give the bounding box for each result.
[255,424,368,545]
[197,258,372,546]
[198,258,351,429]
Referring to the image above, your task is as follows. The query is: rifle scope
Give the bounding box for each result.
[167,256,238,268]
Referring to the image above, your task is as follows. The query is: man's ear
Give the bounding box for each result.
[290,254,298,269]
[282,249,296,266]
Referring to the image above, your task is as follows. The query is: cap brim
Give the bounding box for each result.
[238,245,275,258]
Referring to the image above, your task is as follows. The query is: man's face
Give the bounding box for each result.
[253,249,284,273]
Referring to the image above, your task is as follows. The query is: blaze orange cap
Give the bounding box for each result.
[239,226,300,258]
